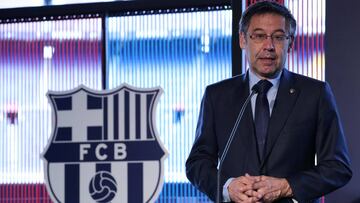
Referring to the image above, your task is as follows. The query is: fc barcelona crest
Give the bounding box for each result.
[42,84,168,203]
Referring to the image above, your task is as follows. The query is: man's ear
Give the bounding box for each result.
[287,36,294,53]
[239,32,246,49]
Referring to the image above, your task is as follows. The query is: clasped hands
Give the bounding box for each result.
[228,173,293,203]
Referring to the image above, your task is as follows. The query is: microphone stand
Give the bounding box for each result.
[216,88,258,203]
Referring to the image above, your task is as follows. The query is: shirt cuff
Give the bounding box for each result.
[222,177,234,202]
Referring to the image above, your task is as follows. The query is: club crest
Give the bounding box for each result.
[42,84,168,203]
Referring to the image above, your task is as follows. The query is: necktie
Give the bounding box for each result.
[254,80,273,161]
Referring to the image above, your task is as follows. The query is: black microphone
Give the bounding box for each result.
[216,84,259,203]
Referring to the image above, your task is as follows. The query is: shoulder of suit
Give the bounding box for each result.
[286,70,326,88]
[206,74,246,91]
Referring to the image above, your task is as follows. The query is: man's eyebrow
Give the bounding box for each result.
[250,28,286,34]
[272,29,287,34]
[250,28,265,33]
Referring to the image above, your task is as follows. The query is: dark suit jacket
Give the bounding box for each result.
[185,69,352,202]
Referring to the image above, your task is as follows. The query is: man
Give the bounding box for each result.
[185,1,352,203]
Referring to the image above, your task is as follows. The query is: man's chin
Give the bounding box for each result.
[258,68,282,79]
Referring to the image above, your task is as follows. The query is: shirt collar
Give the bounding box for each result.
[248,68,282,91]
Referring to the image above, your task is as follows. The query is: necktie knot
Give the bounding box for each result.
[257,80,273,95]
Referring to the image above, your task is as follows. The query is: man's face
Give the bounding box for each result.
[240,13,293,79]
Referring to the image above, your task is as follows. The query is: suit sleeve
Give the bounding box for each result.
[185,87,220,201]
[286,82,352,202]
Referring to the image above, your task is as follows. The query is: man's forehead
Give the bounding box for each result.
[247,13,287,31]
[249,13,286,23]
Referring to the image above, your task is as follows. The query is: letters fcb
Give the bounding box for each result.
[79,143,127,161]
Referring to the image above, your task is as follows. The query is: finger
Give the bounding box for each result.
[230,178,248,189]
[244,189,263,200]
[255,179,282,195]
[260,175,268,181]
[238,184,256,193]
[247,196,262,203]
[253,180,267,190]
[231,192,253,203]
[263,190,281,202]
[236,176,256,187]
[243,173,259,182]
[253,186,267,199]
[229,184,255,200]
[243,175,259,184]
[262,195,275,203]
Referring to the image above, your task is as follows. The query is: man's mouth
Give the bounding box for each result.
[258,57,275,65]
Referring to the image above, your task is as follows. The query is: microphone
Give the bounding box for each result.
[216,84,259,203]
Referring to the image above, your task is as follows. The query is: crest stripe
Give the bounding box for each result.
[103,97,108,140]
[79,163,96,203]
[125,90,130,140]
[140,93,147,140]
[136,94,141,139]
[65,164,80,203]
[111,163,128,202]
[96,163,111,172]
[147,94,154,139]
[128,163,143,202]
[114,94,119,140]
[118,91,125,140]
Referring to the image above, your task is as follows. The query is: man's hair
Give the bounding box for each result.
[239,1,297,36]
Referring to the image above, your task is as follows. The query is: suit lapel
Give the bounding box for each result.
[260,69,300,168]
[229,73,260,168]
[235,72,260,168]
[234,72,256,141]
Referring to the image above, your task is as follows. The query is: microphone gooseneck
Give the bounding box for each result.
[216,86,258,203]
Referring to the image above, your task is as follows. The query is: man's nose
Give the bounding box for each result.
[263,37,275,50]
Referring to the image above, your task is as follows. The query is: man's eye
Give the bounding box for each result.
[274,35,288,41]
[254,34,266,39]
[274,35,285,40]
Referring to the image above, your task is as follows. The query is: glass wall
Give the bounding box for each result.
[0,6,232,202]
[0,16,102,201]
[106,7,232,201]
[0,0,114,9]
[286,0,325,81]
